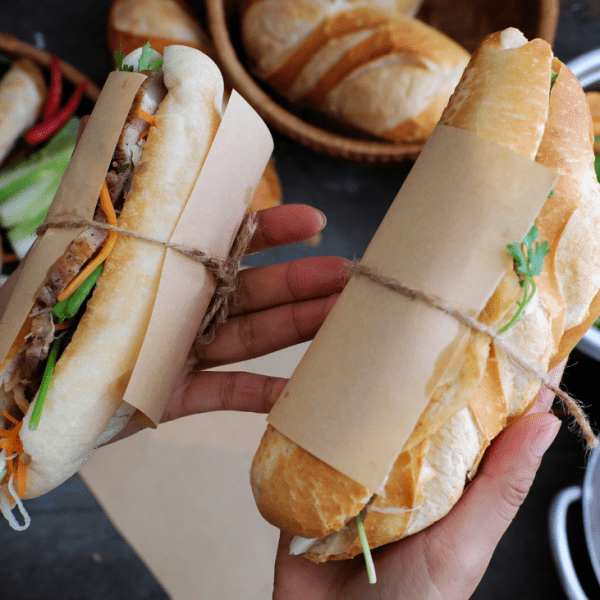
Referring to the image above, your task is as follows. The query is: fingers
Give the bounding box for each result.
[198,256,348,367]
[232,255,350,316]
[273,531,349,600]
[527,358,567,414]
[163,369,287,420]
[199,294,340,367]
[246,204,327,254]
[423,410,561,596]
[106,370,288,444]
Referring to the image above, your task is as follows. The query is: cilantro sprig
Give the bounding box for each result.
[500,225,550,333]
[114,42,163,73]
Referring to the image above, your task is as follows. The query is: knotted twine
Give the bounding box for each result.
[36,211,258,369]
[350,262,598,450]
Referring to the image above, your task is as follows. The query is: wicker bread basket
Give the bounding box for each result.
[207,0,559,164]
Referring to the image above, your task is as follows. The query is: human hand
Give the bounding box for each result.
[271,361,565,600]
[113,203,351,440]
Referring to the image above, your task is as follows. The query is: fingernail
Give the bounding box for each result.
[318,210,327,228]
[531,418,561,457]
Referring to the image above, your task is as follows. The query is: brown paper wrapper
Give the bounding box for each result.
[268,124,558,494]
[125,90,273,426]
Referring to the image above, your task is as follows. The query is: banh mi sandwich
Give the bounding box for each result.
[250,28,600,562]
[0,44,224,529]
[0,58,47,165]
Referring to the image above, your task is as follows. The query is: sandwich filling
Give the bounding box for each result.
[0,47,166,529]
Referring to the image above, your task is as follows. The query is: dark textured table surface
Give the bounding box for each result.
[2,1,600,599]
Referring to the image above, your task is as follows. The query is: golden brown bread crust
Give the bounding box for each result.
[108,0,210,59]
[251,28,600,561]
[241,0,470,143]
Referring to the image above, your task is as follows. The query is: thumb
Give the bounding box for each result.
[443,412,561,567]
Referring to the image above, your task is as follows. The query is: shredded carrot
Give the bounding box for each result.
[16,459,26,499]
[56,180,117,302]
[137,109,155,140]
[1,418,25,498]
[2,411,19,425]
[138,109,155,125]
[54,317,76,330]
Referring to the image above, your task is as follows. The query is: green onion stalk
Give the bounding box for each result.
[356,514,377,584]
[0,450,7,483]
[27,263,105,431]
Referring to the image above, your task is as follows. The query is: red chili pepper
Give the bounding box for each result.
[24,81,87,145]
[43,57,62,120]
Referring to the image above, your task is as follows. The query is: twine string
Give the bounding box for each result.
[36,212,258,361]
[350,262,598,450]
[36,218,597,448]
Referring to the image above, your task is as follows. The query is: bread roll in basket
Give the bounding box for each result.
[207,0,559,163]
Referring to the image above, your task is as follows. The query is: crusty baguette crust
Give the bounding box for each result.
[14,47,224,499]
[110,0,206,44]
[241,0,469,142]
[251,28,600,561]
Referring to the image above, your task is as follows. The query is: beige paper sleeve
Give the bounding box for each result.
[267,124,558,493]
[0,71,146,364]
[123,91,274,426]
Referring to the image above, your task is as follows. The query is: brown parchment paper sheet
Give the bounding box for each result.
[80,343,310,600]
[124,90,274,426]
[0,71,147,363]
[268,124,558,493]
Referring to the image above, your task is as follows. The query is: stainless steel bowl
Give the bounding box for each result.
[567,50,600,360]
[549,446,600,599]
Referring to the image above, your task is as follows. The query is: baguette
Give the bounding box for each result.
[241,0,470,143]
[0,46,224,513]
[250,28,600,561]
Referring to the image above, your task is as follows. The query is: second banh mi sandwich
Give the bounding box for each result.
[249,28,600,561]
[0,44,225,529]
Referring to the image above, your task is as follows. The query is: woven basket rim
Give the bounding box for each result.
[0,33,101,103]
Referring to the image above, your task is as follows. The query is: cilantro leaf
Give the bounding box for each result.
[138,42,153,72]
[523,224,539,247]
[115,42,161,73]
[114,44,134,72]
[500,225,551,333]
[530,240,550,277]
